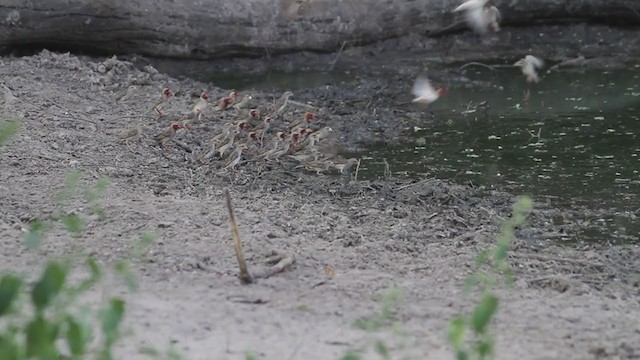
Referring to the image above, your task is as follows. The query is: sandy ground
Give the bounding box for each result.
[1,50,639,360]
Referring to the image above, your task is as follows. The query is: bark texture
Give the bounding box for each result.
[0,0,639,59]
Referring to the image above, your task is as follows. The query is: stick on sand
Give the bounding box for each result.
[225,190,254,284]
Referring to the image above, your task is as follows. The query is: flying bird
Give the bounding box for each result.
[453,0,501,35]
[411,76,447,106]
[514,55,545,83]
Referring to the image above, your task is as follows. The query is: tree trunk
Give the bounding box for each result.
[0,0,639,59]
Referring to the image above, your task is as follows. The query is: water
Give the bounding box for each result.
[181,64,640,244]
[359,66,640,244]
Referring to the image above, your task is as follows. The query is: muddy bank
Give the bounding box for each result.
[1,51,639,359]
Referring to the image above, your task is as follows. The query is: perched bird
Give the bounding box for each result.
[217,96,234,111]
[118,124,149,143]
[228,91,241,105]
[332,158,359,175]
[268,91,294,118]
[218,134,236,158]
[224,144,247,169]
[260,132,286,159]
[297,160,333,175]
[289,111,316,130]
[411,76,447,106]
[453,0,501,35]
[514,55,545,83]
[115,85,139,103]
[232,94,253,110]
[153,122,183,150]
[190,91,209,119]
[152,87,173,117]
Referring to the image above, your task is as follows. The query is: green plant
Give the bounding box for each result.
[0,125,159,359]
[347,285,411,359]
[0,119,20,148]
[447,196,533,360]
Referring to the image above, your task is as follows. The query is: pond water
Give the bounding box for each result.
[183,64,640,244]
[360,66,640,244]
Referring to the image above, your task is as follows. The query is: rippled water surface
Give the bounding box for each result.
[360,67,640,244]
[184,64,640,244]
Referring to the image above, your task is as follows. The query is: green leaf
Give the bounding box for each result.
[62,214,85,233]
[0,119,20,148]
[54,170,82,204]
[474,250,488,267]
[166,346,182,360]
[455,350,469,360]
[25,219,48,249]
[513,196,533,214]
[66,315,88,356]
[26,315,59,359]
[100,298,126,347]
[471,294,499,334]
[132,231,156,259]
[114,260,138,292]
[0,334,21,360]
[374,340,389,359]
[31,261,68,311]
[340,351,361,360]
[0,274,22,317]
[139,346,160,357]
[447,316,466,348]
[475,338,494,357]
[463,274,478,293]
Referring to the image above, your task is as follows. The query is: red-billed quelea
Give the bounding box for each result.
[453,0,501,35]
[152,87,173,117]
[514,55,544,83]
[154,122,183,150]
[289,111,316,130]
[412,76,447,106]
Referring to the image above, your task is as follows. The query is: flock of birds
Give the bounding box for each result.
[119,87,360,175]
[411,0,545,106]
[118,0,544,177]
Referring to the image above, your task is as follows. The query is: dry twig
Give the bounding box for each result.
[225,190,254,284]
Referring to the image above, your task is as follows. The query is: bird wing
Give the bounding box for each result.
[453,0,486,12]
[412,76,437,100]
[527,55,544,69]
[487,6,501,22]
[465,6,489,34]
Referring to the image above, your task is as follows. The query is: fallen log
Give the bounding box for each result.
[0,0,639,59]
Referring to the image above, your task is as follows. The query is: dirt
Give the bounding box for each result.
[0,42,639,360]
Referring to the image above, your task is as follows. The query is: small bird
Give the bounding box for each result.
[289,111,316,130]
[453,0,501,35]
[298,160,333,175]
[232,94,253,110]
[153,122,183,150]
[216,96,234,111]
[118,124,149,143]
[412,76,447,105]
[218,134,236,158]
[190,91,209,119]
[115,85,139,103]
[152,87,173,117]
[332,158,359,175]
[514,55,544,83]
[260,132,286,159]
[268,91,294,118]
[224,144,247,169]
